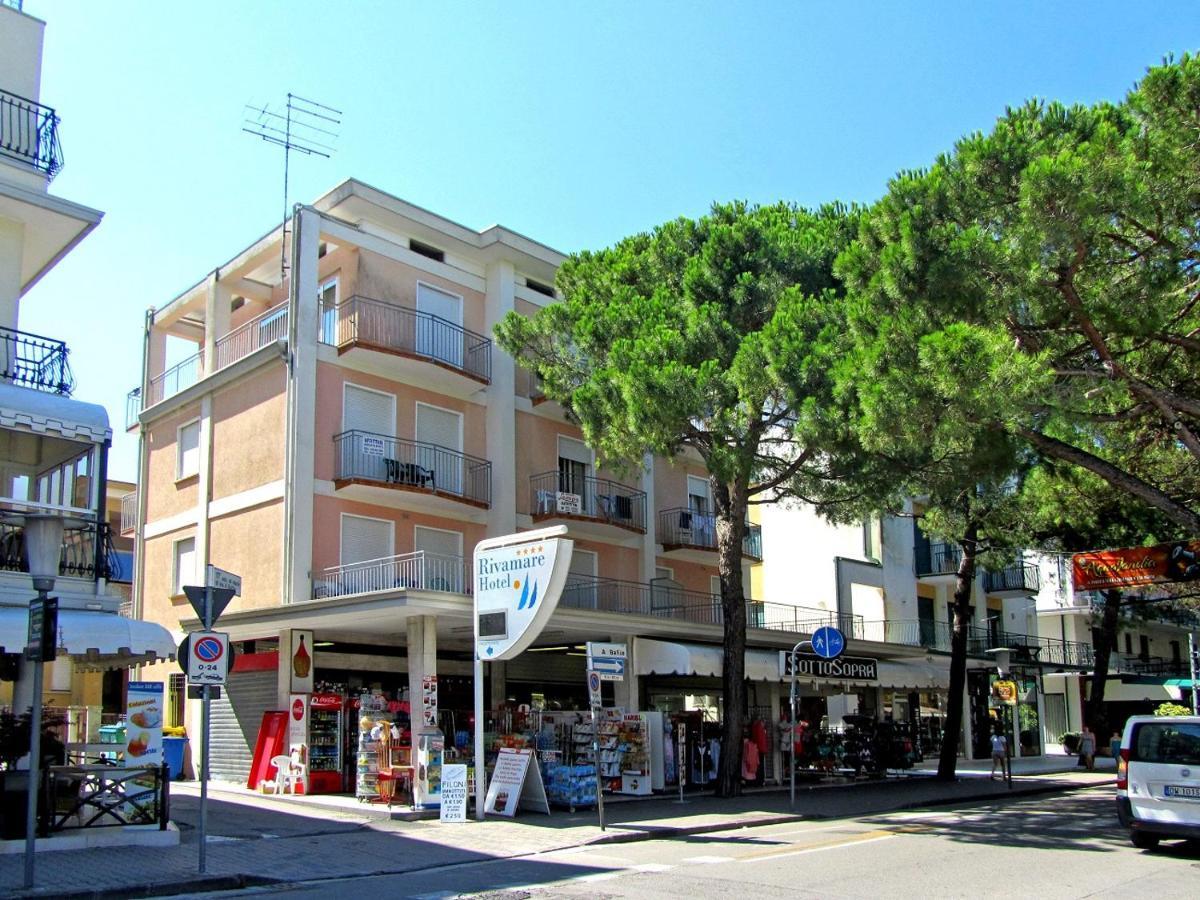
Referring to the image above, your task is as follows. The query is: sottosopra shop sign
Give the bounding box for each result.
[475,526,574,662]
[779,652,879,682]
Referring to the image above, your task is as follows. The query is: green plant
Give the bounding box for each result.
[1061,732,1081,754]
[1154,702,1192,717]
[0,708,66,771]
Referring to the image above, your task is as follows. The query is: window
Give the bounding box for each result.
[340,514,393,567]
[409,239,445,263]
[687,475,711,514]
[168,673,186,727]
[1171,640,1182,663]
[178,419,200,479]
[1131,721,1200,765]
[173,537,196,595]
[862,518,881,563]
[526,278,555,298]
[1139,635,1151,661]
[414,526,464,592]
[557,436,592,503]
[415,402,463,493]
[566,549,598,607]
[415,282,464,366]
[1125,632,1133,655]
[318,277,339,344]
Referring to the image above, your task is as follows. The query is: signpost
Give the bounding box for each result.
[787,626,844,811]
[181,579,237,874]
[811,625,845,660]
[586,642,626,681]
[586,671,605,831]
[473,527,574,821]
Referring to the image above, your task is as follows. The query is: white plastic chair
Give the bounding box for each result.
[269,749,308,794]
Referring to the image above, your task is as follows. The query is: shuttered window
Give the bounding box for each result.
[340,514,393,566]
[343,384,395,436]
[415,403,462,494]
[416,282,464,366]
[173,537,196,595]
[414,526,464,593]
[178,420,200,479]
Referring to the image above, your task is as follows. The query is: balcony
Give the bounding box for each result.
[119,490,136,536]
[333,429,491,508]
[311,550,469,600]
[530,472,646,534]
[914,539,962,578]
[0,88,63,180]
[0,518,118,582]
[657,507,762,561]
[0,327,73,395]
[559,574,857,634]
[865,619,1093,667]
[1111,653,1193,677]
[984,561,1041,597]
[323,295,491,384]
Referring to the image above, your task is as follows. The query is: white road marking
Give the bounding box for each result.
[410,893,457,900]
[575,871,624,883]
[632,863,675,873]
[741,832,895,862]
[682,855,734,864]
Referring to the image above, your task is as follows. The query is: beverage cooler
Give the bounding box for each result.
[307,692,345,793]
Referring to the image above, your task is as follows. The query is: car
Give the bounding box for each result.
[1116,714,1200,849]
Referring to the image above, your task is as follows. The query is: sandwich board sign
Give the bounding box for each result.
[483,748,550,817]
[440,764,469,822]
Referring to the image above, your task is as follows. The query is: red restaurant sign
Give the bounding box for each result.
[1072,539,1200,591]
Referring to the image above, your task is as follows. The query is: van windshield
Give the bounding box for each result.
[1132,722,1200,765]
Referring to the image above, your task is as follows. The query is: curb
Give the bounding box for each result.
[8,873,280,900]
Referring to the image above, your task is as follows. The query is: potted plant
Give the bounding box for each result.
[1061,731,1081,755]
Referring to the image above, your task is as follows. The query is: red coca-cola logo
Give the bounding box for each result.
[292,698,304,720]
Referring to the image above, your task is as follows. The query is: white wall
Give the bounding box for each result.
[0,6,44,103]
[759,502,862,610]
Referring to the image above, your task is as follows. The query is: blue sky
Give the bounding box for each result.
[18,0,1198,479]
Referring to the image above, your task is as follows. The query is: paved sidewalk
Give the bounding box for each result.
[1,765,1115,899]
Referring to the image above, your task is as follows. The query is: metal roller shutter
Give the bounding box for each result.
[208,670,278,785]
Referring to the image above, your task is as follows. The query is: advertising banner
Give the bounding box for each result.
[1072,539,1200,591]
[474,527,574,661]
[125,681,164,768]
[289,629,314,693]
[422,675,438,727]
[440,764,468,822]
[288,693,309,750]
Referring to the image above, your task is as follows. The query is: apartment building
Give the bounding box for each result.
[756,502,1096,760]
[0,0,173,730]
[1036,557,1198,744]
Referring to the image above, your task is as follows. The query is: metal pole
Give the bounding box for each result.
[199,587,212,873]
[789,656,796,812]
[592,705,605,831]
[473,654,485,821]
[1190,633,1199,716]
[23,604,45,889]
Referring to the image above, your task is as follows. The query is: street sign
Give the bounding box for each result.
[206,565,242,597]
[811,626,845,660]
[26,596,58,663]
[186,631,230,685]
[589,657,626,681]
[586,641,626,659]
[587,669,602,707]
[183,585,236,629]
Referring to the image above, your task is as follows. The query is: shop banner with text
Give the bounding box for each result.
[125,681,164,767]
[1072,539,1200,591]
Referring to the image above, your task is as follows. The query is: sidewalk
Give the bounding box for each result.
[1,763,1115,899]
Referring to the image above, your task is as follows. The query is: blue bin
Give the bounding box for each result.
[163,737,186,780]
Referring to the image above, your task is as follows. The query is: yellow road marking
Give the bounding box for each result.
[739,829,897,862]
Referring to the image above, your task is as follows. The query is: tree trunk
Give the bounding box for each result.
[712,478,748,798]
[1083,588,1122,740]
[937,521,979,781]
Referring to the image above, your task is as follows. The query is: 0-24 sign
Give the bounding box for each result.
[183,630,231,685]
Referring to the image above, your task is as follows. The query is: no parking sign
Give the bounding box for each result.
[183,630,231,685]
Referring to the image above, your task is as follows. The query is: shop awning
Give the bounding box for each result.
[636,639,723,677]
[0,607,176,670]
[875,660,950,690]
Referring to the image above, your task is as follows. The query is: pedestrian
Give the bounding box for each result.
[1109,730,1122,760]
[990,728,1008,780]
[1079,725,1096,772]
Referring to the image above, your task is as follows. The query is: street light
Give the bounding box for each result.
[22,513,64,889]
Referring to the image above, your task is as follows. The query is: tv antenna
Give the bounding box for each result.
[244,93,342,280]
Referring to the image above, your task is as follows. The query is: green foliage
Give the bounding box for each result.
[1154,702,1192,717]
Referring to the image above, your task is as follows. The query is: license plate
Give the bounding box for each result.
[1164,784,1200,799]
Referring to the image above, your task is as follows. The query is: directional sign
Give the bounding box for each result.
[185,630,230,685]
[811,626,845,660]
[206,565,242,597]
[587,642,627,659]
[587,670,602,707]
[589,657,626,681]
[183,585,236,629]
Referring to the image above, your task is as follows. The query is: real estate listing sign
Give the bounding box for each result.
[1072,539,1200,590]
[474,526,574,661]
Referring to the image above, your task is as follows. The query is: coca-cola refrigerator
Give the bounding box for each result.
[306,692,345,793]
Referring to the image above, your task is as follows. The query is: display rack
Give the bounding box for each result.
[308,706,341,773]
[572,717,623,789]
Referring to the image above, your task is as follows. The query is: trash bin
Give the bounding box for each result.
[98,723,126,765]
[163,737,186,780]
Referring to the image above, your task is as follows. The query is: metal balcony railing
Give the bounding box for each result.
[657,507,762,560]
[914,540,962,577]
[983,561,1041,594]
[311,550,470,600]
[214,303,289,370]
[0,327,73,395]
[0,519,117,581]
[861,619,1094,667]
[125,387,141,429]
[530,471,647,532]
[120,491,137,536]
[145,352,202,408]
[323,295,492,383]
[0,88,63,179]
[1110,653,1193,677]
[334,429,492,507]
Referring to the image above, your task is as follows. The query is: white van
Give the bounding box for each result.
[1116,715,1200,849]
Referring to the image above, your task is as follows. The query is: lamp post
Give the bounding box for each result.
[22,513,64,889]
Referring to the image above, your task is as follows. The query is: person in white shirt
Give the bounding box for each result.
[990,729,1009,780]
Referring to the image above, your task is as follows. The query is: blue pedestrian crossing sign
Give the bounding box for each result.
[811,626,845,660]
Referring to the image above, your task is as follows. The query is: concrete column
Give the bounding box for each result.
[407,615,438,729]
[639,455,657,586]
[284,207,320,605]
[611,634,639,711]
[767,680,782,784]
[0,217,22,331]
[147,328,167,396]
[203,273,232,373]
[961,678,974,761]
[484,261,516,537]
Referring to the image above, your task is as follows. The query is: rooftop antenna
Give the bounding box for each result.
[243,93,342,280]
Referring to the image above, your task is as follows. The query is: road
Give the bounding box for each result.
[179,789,1200,900]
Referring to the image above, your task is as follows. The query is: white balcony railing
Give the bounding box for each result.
[310,551,470,600]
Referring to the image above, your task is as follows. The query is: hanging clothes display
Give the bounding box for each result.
[741,738,760,781]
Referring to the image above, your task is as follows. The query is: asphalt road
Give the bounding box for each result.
[177,788,1200,900]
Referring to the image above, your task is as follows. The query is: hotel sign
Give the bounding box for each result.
[474,526,574,661]
[779,651,878,682]
[1072,539,1200,591]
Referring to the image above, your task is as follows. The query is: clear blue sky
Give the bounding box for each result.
[17,0,1198,480]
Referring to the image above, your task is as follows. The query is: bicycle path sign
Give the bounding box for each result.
[811,626,845,660]
[183,630,231,685]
